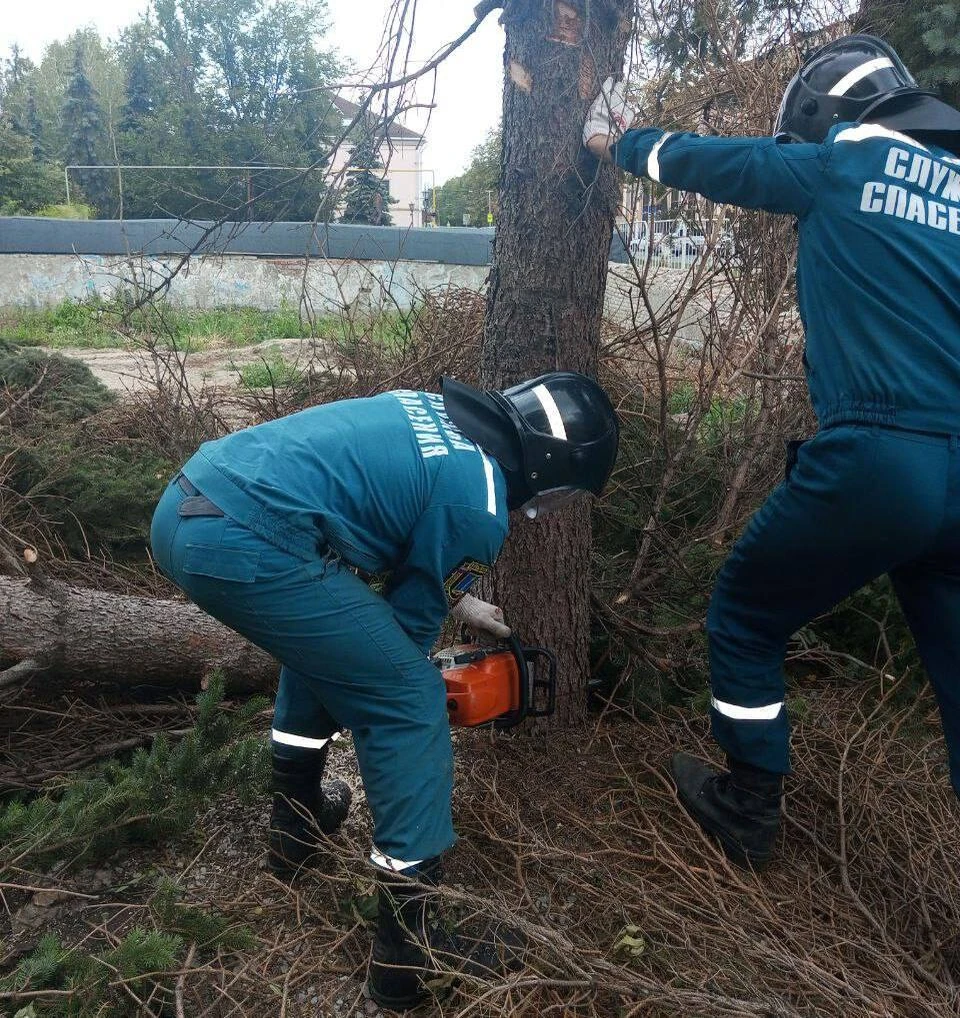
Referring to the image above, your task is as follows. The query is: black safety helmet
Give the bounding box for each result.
[441,372,620,515]
[775,34,960,153]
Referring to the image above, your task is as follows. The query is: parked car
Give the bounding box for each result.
[628,224,670,256]
[670,222,736,260]
[626,219,736,262]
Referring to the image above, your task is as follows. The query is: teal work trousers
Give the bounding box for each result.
[707,424,960,795]
[150,475,455,862]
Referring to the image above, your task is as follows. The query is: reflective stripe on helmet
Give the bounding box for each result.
[647,131,674,182]
[532,384,567,440]
[828,56,894,96]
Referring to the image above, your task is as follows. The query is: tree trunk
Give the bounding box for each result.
[0,577,277,693]
[481,0,631,724]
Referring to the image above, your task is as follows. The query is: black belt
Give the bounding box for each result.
[176,474,225,518]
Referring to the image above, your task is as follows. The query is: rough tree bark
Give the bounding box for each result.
[481,0,631,723]
[0,577,277,692]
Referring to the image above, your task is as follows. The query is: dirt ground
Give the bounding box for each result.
[47,338,329,395]
[3,678,959,1017]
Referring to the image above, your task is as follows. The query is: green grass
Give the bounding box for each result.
[0,296,427,357]
[35,202,94,219]
[0,298,331,351]
[235,347,305,389]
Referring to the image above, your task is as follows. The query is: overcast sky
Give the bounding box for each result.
[1,0,505,182]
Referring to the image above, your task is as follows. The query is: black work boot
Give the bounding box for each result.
[268,744,352,875]
[670,752,782,869]
[367,857,516,1011]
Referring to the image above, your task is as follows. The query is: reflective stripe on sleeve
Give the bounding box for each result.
[647,132,674,182]
[370,848,423,872]
[271,729,342,749]
[479,450,497,515]
[711,697,783,721]
[828,56,894,96]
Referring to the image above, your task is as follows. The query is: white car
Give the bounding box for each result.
[627,225,670,256]
[671,223,736,259]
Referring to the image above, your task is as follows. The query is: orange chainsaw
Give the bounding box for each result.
[433,635,557,729]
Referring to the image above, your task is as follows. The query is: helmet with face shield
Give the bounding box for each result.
[775,34,960,154]
[441,372,620,517]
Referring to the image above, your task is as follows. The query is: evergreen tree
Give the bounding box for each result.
[652,0,761,73]
[26,87,45,161]
[857,0,960,107]
[913,2,960,107]
[120,59,154,136]
[2,44,34,99]
[62,45,105,210]
[2,45,37,140]
[0,115,62,213]
[339,131,395,225]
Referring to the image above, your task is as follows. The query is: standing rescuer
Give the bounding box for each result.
[584,34,960,868]
[150,372,619,1009]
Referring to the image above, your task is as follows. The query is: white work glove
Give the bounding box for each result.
[451,594,511,640]
[582,76,638,151]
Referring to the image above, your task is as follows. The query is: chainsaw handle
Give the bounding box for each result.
[495,636,556,728]
[508,634,529,719]
[518,643,557,719]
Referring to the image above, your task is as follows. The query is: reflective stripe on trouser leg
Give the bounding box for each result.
[370,848,423,872]
[272,729,342,750]
[273,664,343,747]
[711,698,783,721]
[709,695,789,774]
[702,426,933,776]
[707,560,792,774]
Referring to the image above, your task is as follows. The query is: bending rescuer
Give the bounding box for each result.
[150,371,619,1008]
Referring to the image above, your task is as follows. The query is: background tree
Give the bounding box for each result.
[430,128,501,226]
[0,0,343,221]
[1,45,36,140]
[62,45,106,212]
[119,58,154,138]
[857,0,960,107]
[480,0,631,722]
[0,115,62,213]
[650,0,763,73]
[25,87,45,162]
[133,0,341,221]
[339,130,396,225]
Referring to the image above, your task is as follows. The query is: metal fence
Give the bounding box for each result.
[620,217,737,270]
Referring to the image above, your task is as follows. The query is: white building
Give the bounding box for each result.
[328,97,428,228]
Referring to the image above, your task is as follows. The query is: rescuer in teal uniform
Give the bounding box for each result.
[150,372,619,1009]
[584,35,960,868]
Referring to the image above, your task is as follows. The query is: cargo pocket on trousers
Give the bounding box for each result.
[183,543,261,582]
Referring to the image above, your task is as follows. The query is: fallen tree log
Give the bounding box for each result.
[0,576,277,693]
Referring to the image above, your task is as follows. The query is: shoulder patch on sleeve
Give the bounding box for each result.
[444,558,489,604]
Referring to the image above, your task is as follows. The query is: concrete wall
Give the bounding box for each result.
[0,251,490,314]
[0,218,716,341]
